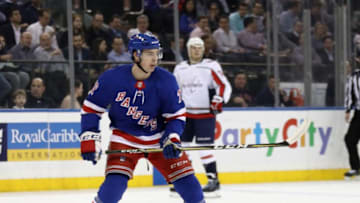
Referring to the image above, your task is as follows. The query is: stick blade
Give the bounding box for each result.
[286,118,311,145]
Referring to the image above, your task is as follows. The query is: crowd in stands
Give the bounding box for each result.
[0,0,358,109]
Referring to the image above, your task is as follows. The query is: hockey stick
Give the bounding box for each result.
[105,119,311,154]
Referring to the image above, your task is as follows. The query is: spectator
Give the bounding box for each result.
[63,34,91,73]
[194,0,208,17]
[60,79,83,109]
[127,14,152,39]
[0,7,24,50]
[201,34,217,60]
[0,0,19,25]
[12,88,26,109]
[179,0,197,36]
[279,1,301,34]
[107,37,131,66]
[25,77,56,108]
[21,0,42,25]
[290,33,322,81]
[8,31,36,74]
[226,0,240,13]
[229,2,248,35]
[91,37,110,77]
[189,16,211,38]
[317,36,334,66]
[63,34,91,100]
[58,13,87,49]
[207,2,220,32]
[0,73,12,107]
[316,36,334,82]
[91,37,108,61]
[310,1,334,32]
[26,8,59,48]
[286,20,303,46]
[34,32,66,73]
[119,16,131,36]
[255,75,293,107]
[107,14,127,46]
[212,15,245,61]
[144,0,173,33]
[264,16,296,55]
[250,1,265,33]
[0,34,12,61]
[162,35,185,61]
[0,34,30,91]
[85,11,110,50]
[237,16,266,54]
[228,72,253,107]
[312,22,329,51]
[216,0,231,14]
[33,32,67,105]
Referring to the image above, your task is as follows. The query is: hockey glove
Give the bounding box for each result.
[80,131,102,165]
[160,133,181,159]
[210,95,224,114]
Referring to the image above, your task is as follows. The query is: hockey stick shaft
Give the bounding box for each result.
[105,119,310,154]
[105,142,289,154]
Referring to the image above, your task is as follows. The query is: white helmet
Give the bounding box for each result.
[186,37,204,53]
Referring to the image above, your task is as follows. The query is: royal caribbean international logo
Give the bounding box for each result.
[7,123,82,161]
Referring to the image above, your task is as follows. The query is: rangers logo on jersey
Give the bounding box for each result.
[114,91,157,131]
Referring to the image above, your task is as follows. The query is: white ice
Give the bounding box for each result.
[0,180,360,203]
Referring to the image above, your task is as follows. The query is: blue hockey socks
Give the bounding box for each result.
[173,174,205,203]
[96,174,129,203]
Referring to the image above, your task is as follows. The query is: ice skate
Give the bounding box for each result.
[344,170,360,180]
[202,178,221,198]
[169,186,180,198]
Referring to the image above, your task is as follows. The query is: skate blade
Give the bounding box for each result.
[169,191,181,198]
[203,190,221,198]
[344,176,360,181]
[170,190,221,198]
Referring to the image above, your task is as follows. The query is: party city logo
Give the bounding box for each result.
[216,118,331,157]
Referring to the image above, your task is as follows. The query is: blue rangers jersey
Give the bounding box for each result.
[81,64,186,149]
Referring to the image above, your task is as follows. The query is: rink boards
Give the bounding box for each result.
[0,108,349,192]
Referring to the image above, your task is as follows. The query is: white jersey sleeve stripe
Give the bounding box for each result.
[83,99,107,113]
[162,107,186,119]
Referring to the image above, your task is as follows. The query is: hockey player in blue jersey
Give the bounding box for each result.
[79,34,205,203]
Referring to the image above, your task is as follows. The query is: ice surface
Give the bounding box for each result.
[0,180,359,203]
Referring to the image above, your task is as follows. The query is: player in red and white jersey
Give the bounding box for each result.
[173,37,232,194]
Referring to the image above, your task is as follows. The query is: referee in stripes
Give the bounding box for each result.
[344,62,360,179]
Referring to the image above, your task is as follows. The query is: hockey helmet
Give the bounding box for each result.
[186,37,204,52]
[128,33,162,59]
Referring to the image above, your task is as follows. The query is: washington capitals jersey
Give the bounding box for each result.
[174,59,232,117]
[81,64,186,149]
